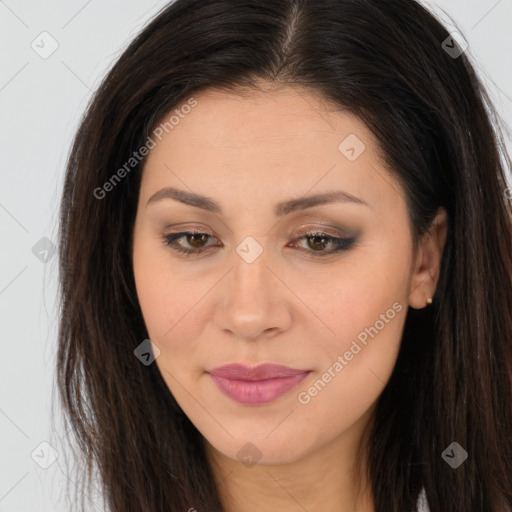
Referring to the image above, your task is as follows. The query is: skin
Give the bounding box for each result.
[132,82,447,512]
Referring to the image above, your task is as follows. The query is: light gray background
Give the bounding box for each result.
[1,1,511,510]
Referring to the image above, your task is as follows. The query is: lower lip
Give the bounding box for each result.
[208,372,310,405]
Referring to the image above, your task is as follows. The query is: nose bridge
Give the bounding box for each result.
[230,238,272,307]
[215,236,289,339]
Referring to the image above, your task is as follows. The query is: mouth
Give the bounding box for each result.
[206,363,311,405]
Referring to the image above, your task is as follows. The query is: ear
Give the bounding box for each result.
[408,207,448,309]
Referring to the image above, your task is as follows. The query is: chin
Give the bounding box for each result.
[204,429,316,468]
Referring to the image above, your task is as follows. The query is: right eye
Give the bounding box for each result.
[161,231,218,255]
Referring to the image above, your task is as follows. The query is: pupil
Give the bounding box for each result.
[309,236,326,251]
[188,234,207,248]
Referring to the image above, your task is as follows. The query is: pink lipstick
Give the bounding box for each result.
[207,363,310,405]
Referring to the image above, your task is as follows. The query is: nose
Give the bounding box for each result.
[212,244,292,341]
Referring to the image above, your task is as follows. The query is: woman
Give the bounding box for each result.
[56,0,512,510]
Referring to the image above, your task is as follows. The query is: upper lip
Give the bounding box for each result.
[207,363,310,381]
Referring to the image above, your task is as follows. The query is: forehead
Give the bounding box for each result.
[140,84,404,215]
[165,85,362,150]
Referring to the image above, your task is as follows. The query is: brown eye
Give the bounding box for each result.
[186,233,210,248]
[306,234,330,251]
[292,230,357,256]
[162,231,217,255]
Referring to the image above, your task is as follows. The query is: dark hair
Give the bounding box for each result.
[56,0,512,510]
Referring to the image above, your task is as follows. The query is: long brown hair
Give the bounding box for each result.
[56,0,512,510]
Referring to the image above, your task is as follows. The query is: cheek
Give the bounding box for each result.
[294,247,409,420]
[298,246,409,355]
[133,255,172,339]
[134,272,207,352]
[132,236,213,373]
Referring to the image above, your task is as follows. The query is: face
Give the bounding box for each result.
[132,84,432,467]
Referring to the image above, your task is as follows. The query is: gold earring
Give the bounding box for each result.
[426,297,433,305]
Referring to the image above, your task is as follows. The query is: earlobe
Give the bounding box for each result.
[408,207,448,309]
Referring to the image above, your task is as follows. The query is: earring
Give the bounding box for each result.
[426,297,433,305]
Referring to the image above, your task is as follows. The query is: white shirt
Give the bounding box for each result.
[415,487,430,512]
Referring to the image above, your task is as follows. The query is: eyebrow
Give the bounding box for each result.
[146,186,368,216]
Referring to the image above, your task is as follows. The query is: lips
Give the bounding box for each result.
[207,363,311,405]
[208,363,309,380]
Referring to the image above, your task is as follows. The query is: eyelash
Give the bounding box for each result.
[160,229,357,257]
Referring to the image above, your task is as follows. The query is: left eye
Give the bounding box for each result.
[161,230,356,257]
[292,231,356,255]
